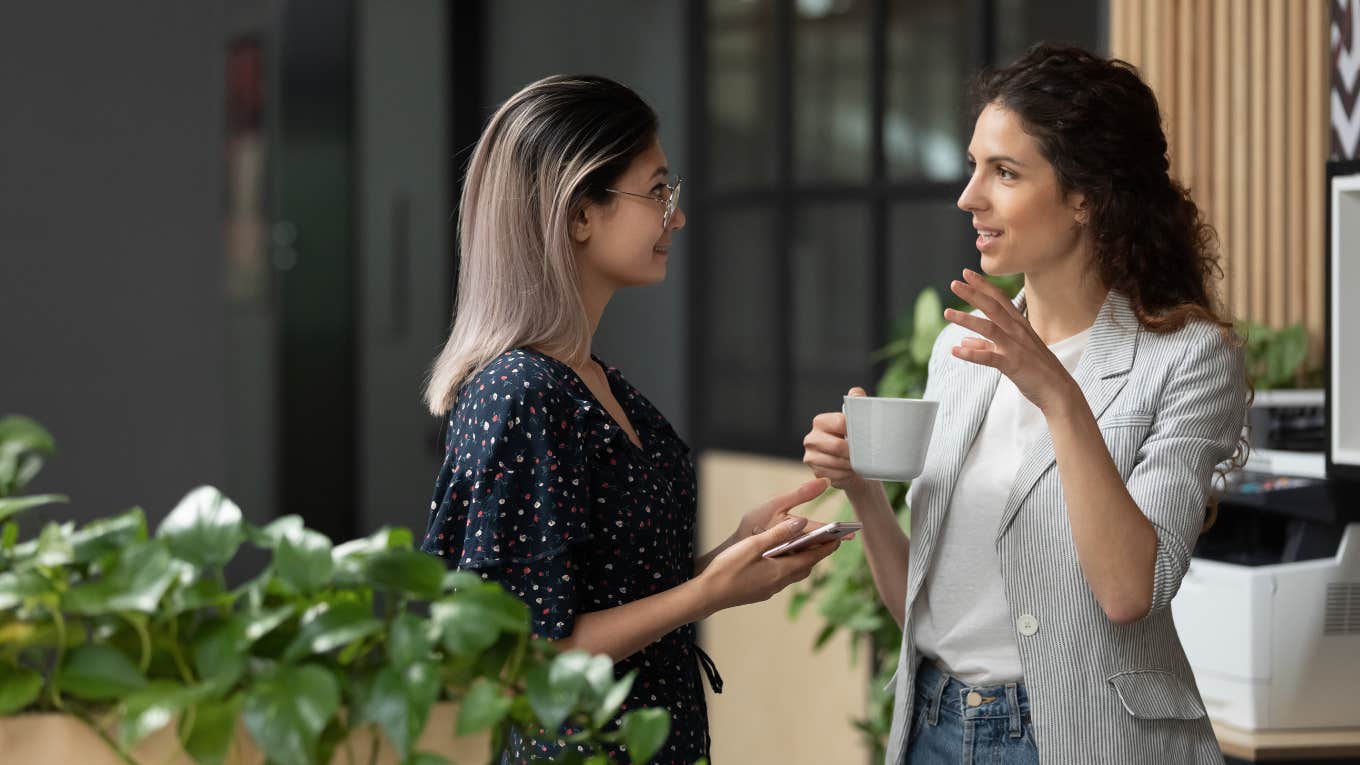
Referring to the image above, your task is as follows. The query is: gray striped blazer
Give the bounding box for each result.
[884,289,1247,765]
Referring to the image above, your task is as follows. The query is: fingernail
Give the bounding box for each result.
[784,517,803,528]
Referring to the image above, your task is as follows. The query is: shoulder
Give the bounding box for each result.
[453,349,576,420]
[1138,317,1242,370]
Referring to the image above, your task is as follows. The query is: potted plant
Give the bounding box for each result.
[0,415,682,765]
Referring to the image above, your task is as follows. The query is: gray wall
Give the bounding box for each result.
[484,0,692,439]
[355,0,451,534]
[0,4,229,524]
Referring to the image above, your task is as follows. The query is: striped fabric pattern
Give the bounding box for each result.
[884,289,1248,765]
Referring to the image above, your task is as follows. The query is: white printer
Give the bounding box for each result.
[1171,161,1360,732]
[1171,448,1360,730]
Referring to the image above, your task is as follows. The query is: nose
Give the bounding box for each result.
[957,172,986,214]
[670,204,687,231]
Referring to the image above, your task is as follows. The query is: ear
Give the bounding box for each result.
[1070,192,1089,226]
[570,203,593,244]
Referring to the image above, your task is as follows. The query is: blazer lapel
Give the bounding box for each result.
[993,290,1141,544]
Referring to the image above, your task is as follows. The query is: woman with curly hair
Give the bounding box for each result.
[802,44,1248,764]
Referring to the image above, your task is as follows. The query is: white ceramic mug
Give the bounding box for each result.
[842,396,939,482]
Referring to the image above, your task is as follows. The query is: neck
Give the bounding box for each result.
[575,272,615,363]
[1023,258,1107,345]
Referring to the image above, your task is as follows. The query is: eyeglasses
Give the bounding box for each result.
[605,176,683,230]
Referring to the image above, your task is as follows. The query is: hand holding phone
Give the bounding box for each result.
[761,521,862,558]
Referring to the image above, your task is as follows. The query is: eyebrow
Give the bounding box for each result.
[650,166,669,181]
[968,154,1027,168]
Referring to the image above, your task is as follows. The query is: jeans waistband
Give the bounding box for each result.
[915,657,1031,732]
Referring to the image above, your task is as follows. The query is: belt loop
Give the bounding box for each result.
[927,664,949,726]
[1005,682,1022,738]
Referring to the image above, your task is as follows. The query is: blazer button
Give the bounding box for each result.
[1016,614,1039,636]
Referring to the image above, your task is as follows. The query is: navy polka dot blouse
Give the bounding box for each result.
[420,348,719,764]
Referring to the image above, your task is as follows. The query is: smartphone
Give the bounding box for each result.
[761,522,862,559]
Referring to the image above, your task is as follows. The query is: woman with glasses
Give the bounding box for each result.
[420,75,841,764]
[803,44,1248,764]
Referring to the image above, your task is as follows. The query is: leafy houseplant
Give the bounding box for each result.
[788,276,1022,760]
[0,415,681,765]
[1235,320,1321,390]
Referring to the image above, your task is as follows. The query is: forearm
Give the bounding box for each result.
[553,578,713,662]
[844,480,911,628]
[1048,391,1158,624]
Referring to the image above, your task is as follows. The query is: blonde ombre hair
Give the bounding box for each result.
[424,75,658,415]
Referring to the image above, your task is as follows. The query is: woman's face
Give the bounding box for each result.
[957,103,1087,278]
[574,139,686,289]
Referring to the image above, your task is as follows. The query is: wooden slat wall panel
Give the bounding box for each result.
[1109,0,1329,360]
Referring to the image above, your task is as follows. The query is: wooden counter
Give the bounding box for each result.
[1215,721,1360,761]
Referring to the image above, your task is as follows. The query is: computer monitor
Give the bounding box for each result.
[1327,160,1360,483]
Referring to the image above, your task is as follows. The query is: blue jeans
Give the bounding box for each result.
[904,659,1040,765]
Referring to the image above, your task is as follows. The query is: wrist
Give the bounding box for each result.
[842,477,883,506]
[679,574,719,621]
[1044,380,1088,420]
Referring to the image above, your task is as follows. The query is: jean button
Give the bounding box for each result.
[966,691,983,707]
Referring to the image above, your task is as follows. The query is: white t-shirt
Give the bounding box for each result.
[912,325,1092,685]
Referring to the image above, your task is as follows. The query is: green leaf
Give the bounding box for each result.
[10,521,75,569]
[193,617,248,688]
[909,288,944,363]
[63,540,176,614]
[273,527,334,595]
[548,650,591,704]
[1,521,16,550]
[242,603,295,642]
[332,525,415,561]
[456,677,511,735]
[364,549,446,600]
[248,515,304,549]
[593,671,635,730]
[179,693,245,765]
[57,644,149,700]
[0,665,43,713]
[583,654,615,698]
[388,612,435,668]
[0,494,68,524]
[283,601,383,662]
[525,663,574,734]
[156,486,246,569]
[441,569,483,593]
[430,598,499,656]
[168,575,234,615]
[0,569,52,611]
[118,681,215,749]
[69,507,146,562]
[619,708,670,764]
[242,664,341,765]
[0,415,56,497]
[354,662,441,761]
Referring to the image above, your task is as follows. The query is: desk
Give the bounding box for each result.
[1215,721,1360,763]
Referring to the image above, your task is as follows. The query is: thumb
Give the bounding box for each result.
[755,516,808,548]
[847,386,868,397]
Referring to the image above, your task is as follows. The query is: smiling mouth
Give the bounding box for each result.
[975,228,1002,242]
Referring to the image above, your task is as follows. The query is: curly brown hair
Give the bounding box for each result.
[972,43,1235,339]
